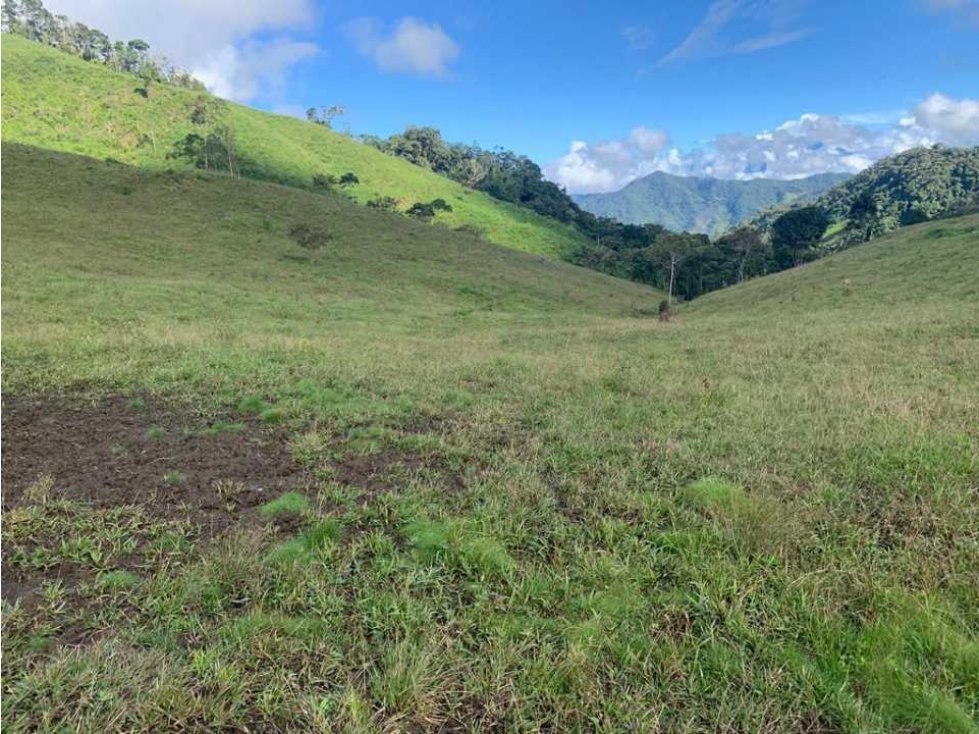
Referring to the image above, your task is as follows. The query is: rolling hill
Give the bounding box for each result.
[0,34,589,260]
[4,134,979,732]
[574,171,848,236]
[4,13,979,733]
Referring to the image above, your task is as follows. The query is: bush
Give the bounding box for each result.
[339,172,359,186]
[366,196,398,211]
[289,224,333,260]
[407,199,453,221]
[312,173,339,190]
[406,202,436,221]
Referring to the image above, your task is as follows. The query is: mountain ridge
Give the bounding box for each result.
[574,170,850,236]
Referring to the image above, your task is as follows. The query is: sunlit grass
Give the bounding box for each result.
[2,143,978,731]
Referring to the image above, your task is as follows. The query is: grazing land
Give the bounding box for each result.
[2,142,978,732]
[1,34,587,260]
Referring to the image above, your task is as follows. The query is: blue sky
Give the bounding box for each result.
[48,0,979,192]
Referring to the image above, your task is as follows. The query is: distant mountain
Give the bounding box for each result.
[573,172,850,237]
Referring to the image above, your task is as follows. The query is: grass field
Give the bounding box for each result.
[2,141,978,732]
[0,35,589,260]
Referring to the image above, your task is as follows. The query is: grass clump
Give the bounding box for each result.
[260,406,287,424]
[289,429,330,466]
[162,471,185,486]
[259,492,310,518]
[237,395,270,414]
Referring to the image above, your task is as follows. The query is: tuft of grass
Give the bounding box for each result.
[146,425,166,439]
[96,569,141,592]
[289,429,330,467]
[162,471,185,486]
[22,474,55,504]
[238,395,270,414]
[259,492,310,518]
[260,406,287,424]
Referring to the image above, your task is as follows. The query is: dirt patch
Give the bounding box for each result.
[1,394,308,531]
[2,393,317,614]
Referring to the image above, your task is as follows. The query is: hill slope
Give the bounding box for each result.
[574,171,848,236]
[0,34,589,259]
[813,145,979,246]
[3,141,979,732]
[1,144,655,385]
[691,213,979,316]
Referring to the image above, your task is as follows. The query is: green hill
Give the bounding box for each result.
[691,212,979,316]
[4,137,979,732]
[1,143,654,386]
[813,145,979,246]
[0,34,589,260]
[574,171,848,236]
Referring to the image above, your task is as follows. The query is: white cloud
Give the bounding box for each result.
[343,17,460,77]
[658,0,812,66]
[41,0,318,101]
[543,127,670,194]
[195,38,318,102]
[546,93,979,194]
[912,93,979,145]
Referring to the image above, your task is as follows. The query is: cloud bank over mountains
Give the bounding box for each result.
[545,93,979,194]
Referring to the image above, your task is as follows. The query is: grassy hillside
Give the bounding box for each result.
[691,214,979,316]
[575,171,848,236]
[0,34,589,259]
[3,140,978,732]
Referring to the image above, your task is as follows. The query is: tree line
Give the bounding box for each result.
[362,126,849,301]
[366,127,979,303]
[2,0,205,91]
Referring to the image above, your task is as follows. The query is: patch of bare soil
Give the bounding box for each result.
[1,394,306,530]
[1,393,314,612]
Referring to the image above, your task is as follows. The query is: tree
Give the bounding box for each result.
[716,226,767,283]
[848,190,880,242]
[289,224,332,262]
[771,206,829,269]
[306,105,346,128]
[2,0,23,33]
[644,234,703,307]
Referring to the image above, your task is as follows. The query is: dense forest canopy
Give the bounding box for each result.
[814,145,979,246]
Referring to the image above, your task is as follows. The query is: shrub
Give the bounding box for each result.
[339,172,359,186]
[367,196,399,211]
[289,224,333,261]
[312,173,339,190]
[406,202,436,221]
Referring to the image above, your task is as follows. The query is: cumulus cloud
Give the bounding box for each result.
[343,17,460,77]
[912,93,979,144]
[42,0,318,101]
[195,39,318,102]
[659,0,812,66]
[545,93,979,194]
[544,127,670,194]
